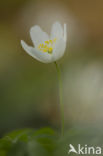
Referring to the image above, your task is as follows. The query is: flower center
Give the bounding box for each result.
[38,38,57,54]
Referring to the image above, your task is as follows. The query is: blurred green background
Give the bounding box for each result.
[0,0,103,154]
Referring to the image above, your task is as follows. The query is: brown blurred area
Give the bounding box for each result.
[0,0,103,44]
[67,0,103,43]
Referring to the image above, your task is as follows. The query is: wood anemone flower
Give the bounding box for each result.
[21,22,67,63]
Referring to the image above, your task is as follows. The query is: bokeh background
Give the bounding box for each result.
[0,0,103,142]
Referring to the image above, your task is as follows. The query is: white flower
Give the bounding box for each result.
[21,22,67,63]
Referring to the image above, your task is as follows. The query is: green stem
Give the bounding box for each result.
[54,62,64,137]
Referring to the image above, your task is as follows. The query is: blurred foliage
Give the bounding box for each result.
[0,127,103,156]
[0,127,56,156]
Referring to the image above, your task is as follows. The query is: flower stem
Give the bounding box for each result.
[54,61,64,137]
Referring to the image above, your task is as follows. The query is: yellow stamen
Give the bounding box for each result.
[48,47,53,53]
[53,38,57,42]
[45,41,49,44]
[41,44,44,48]
[44,45,48,48]
[49,40,53,44]
[38,44,42,49]
[38,38,57,54]
[43,49,48,52]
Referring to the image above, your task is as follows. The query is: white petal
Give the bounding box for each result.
[21,40,52,63]
[21,40,38,59]
[51,39,66,62]
[30,25,49,47]
[50,22,63,40]
[64,24,67,42]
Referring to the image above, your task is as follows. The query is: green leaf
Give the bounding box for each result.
[32,127,56,136]
[0,127,57,156]
[5,129,33,143]
[31,127,57,153]
[0,150,7,156]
